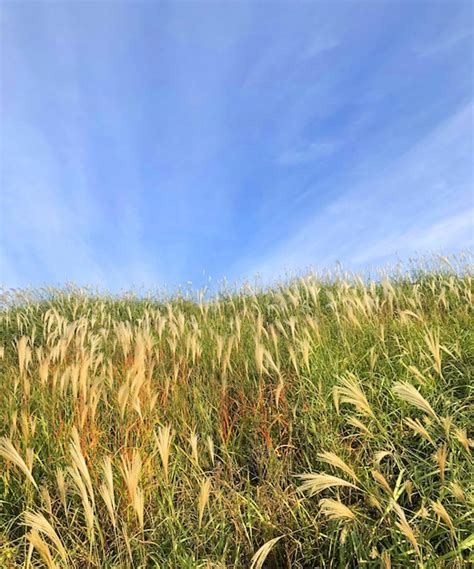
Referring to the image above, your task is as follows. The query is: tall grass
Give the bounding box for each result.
[0,255,473,567]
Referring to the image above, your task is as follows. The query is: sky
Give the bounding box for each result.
[1,1,473,292]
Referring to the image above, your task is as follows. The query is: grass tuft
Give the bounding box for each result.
[0,256,472,567]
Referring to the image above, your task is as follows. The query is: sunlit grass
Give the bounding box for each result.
[0,255,473,567]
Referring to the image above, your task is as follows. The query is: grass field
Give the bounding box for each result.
[0,257,473,568]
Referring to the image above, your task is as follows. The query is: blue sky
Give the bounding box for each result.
[1,1,473,292]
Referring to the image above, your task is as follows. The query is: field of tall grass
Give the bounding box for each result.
[0,257,473,568]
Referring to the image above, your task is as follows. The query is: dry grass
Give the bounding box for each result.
[0,255,472,567]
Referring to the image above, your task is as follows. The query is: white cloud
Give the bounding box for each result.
[234,102,474,281]
[352,209,473,266]
[278,141,338,166]
[305,36,339,58]
[416,29,473,58]
[0,4,167,291]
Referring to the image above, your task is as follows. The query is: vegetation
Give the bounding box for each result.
[0,256,473,568]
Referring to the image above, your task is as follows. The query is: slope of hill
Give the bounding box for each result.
[0,259,473,567]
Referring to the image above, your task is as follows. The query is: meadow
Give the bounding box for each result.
[0,257,472,568]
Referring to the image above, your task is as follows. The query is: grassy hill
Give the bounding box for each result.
[0,258,473,568]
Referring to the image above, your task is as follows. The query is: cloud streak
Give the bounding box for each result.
[1,2,472,290]
[234,102,473,281]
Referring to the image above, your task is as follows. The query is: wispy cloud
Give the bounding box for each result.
[305,36,339,59]
[0,5,162,291]
[416,29,473,58]
[1,2,472,290]
[352,210,473,266]
[235,102,473,281]
[278,141,338,166]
